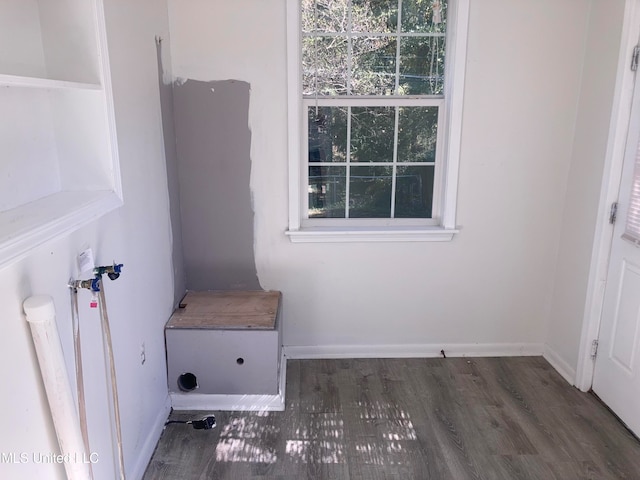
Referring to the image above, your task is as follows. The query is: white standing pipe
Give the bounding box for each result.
[24,295,91,480]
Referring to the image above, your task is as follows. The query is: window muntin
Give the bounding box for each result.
[306,102,441,220]
[302,0,447,224]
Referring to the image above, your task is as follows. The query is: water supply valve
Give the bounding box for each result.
[71,277,101,293]
[94,263,124,281]
[69,262,123,299]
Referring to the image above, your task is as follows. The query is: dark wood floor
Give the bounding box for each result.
[143,357,640,479]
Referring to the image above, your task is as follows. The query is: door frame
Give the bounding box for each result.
[576,0,640,392]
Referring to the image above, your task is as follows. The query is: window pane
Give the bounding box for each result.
[303,36,348,96]
[350,106,395,162]
[395,166,434,218]
[401,0,447,33]
[309,166,346,218]
[397,107,438,163]
[350,166,393,217]
[308,107,348,162]
[352,37,396,95]
[399,36,445,95]
[302,0,349,33]
[624,137,640,243]
[351,0,398,33]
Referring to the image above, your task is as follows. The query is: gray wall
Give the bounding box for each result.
[173,79,260,291]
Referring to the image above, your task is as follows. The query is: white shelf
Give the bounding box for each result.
[0,0,121,269]
[0,190,123,268]
[0,73,101,90]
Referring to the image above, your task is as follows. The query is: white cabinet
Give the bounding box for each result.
[0,0,121,267]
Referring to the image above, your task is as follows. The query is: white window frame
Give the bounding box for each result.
[285,0,469,243]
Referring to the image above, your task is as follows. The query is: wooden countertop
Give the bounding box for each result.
[166,290,281,330]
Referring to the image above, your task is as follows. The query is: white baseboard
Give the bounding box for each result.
[170,351,287,412]
[283,342,545,359]
[543,344,577,386]
[129,395,172,480]
[170,392,285,412]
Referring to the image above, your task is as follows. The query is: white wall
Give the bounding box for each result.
[545,0,627,380]
[168,0,594,354]
[0,1,174,479]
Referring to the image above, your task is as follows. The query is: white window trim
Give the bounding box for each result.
[285,0,469,243]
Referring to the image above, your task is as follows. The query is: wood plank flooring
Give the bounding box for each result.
[143,357,640,479]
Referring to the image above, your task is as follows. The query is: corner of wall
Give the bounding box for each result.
[543,0,627,380]
[543,344,577,386]
[128,395,172,480]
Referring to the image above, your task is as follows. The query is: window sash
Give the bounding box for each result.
[302,0,448,97]
[302,97,444,226]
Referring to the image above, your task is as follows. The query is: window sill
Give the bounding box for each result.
[285,226,458,243]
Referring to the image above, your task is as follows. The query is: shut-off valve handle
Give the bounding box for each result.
[94,263,124,281]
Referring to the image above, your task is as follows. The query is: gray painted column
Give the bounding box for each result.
[173,78,260,291]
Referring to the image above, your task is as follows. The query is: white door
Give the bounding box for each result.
[592,61,640,438]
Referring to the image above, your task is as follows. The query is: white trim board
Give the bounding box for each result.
[169,351,287,412]
[283,342,544,359]
[543,345,577,386]
[129,395,172,480]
